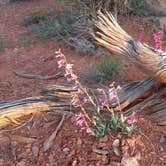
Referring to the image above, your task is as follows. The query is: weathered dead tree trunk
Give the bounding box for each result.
[0,78,165,127]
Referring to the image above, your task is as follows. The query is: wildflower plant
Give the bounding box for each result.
[138,23,164,50]
[153,24,164,50]
[55,50,137,138]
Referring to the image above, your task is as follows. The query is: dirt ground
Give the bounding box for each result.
[0,0,166,165]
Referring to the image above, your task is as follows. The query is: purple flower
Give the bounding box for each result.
[83,97,89,104]
[76,119,84,127]
[66,63,73,70]
[98,97,106,109]
[71,95,79,107]
[64,70,70,77]
[86,128,92,133]
[66,76,74,82]
[55,49,63,58]
[108,89,116,101]
[75,113,85,126]
[153,30,163,49]
[116,85,122,91]
[71,73,77,80]
[125,113,137,125]
[74,113,92,134]
[57,59,65,68]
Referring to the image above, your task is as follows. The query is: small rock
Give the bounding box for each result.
[62,147,70,154]
[92,148,110,155]
[99,135,108,142]
[109,161,121,166]
[32,146,39,157]
[77,138,83,145]
[135,151,141,160]
[16,160,26,166]
[113,139,120,147]
[71,160,77,166]
[0,159,4,165]
[112,139,121,156]
[121,157,139,166]
[13,48,19,53]
[159,135,165,143]
[68,150,76,157]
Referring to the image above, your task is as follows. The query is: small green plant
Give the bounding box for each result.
[129,0,148,15]
[28,20,60,39]
[85,55,122,82]
[21,12,47,26]
[93,114,137,138]
[29,19,69,38]
[0,38,9,51]
[18,36,35,45]
[55,50,137,138]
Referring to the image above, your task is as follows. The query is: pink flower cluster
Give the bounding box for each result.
[98,97,106,109]
[56,50,92,133]
[56,50,78,83]
[125,113,137,125]
[108,85,121,103]
[138,24,164,50]
[96,85,121,110]
[74,112,92,133]
[153,30,163,50]
[55,49,80,107]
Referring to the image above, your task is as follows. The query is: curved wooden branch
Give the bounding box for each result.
[13,70,63,80]
[0,80,165,127]
[93,10,166,83]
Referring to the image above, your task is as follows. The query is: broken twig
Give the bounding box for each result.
[13,70,63,80]
[43,114,65,152]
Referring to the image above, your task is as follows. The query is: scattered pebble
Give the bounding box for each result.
[71,160,77,166]
[92,148,111,155]
[13,48,19,53]
[109,161,121,166]
[112,139,121,156]
[77,138,83,145]
[0,159,4,165]
[32,145,39,157]
[121,157,139,166]
[99,135,108,142]
[135,151,141,160]
[159,135,165,143]
[16,160,26,166]
[62,147,70,154]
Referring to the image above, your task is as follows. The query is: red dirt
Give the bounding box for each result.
[0,1,165,165]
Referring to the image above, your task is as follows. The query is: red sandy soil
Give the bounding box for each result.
[0,0,165,165]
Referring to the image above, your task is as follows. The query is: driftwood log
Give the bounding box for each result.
[0,78,165,127]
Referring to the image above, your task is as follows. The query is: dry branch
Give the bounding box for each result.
[13,70,63,80]
[0,97,72,128]
[43,114,65,152]
[0,134,36,144]
[0,79,165,127]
